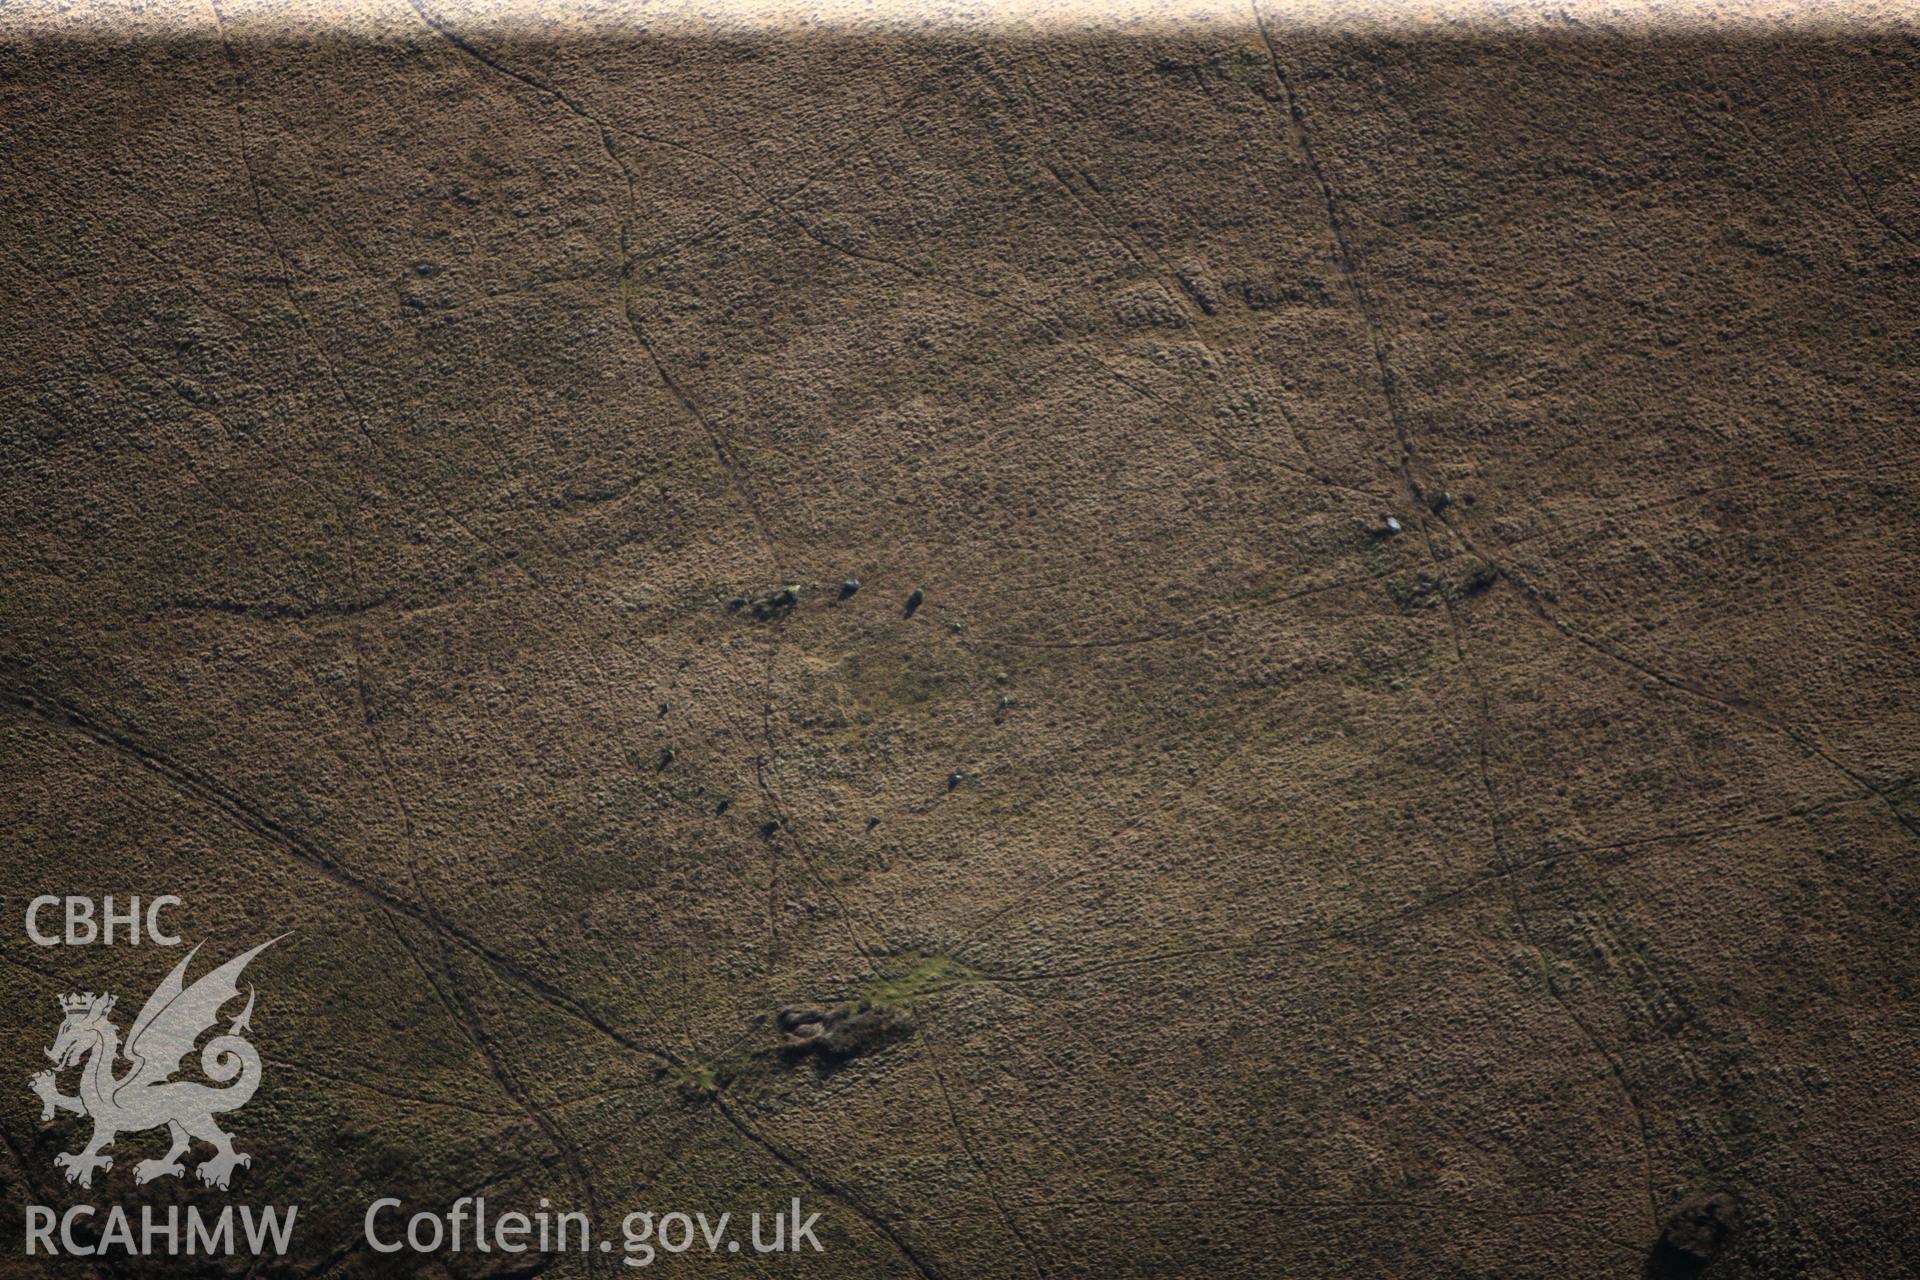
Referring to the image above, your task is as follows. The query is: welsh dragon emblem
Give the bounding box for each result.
[28,939,278,1189]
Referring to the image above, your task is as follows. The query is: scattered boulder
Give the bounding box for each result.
[657,748,675,769]
[1428,490,1454,514]
[904,587,925,617]
[1377,515,1404,537]
[840,578,861,599]
[725,597,748,612]
[947,771,964,791]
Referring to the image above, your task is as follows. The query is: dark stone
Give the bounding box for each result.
[904,587,925,617]
[840,578,861,599]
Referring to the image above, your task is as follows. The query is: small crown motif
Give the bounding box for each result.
[60,992,102,1014]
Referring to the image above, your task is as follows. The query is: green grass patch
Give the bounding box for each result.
[858,953,981,1010]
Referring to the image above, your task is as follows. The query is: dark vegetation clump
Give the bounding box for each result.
[752,585,799,619]
[1388,572,1441,609]
[1645,1192,1739,1280]
[1453,562,1501,598]
[1389,561,1502,609]
[776,1003,912,1062]
[733,585,800,620]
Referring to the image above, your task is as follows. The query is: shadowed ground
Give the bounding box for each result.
[2,7,1917,1277]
